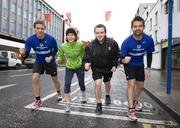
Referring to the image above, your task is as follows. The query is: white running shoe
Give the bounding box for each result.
[65,102,70,112]
[31,99,41,111]
[56,93,63,102]
[135,100,143,111]
[81,95,87,104]
[127,108,137,122]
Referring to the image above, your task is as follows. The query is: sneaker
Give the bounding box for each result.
[95,103,102,115]
[56,93,63,102]
[135,100,143,111]
[105,95,111,105]
[127,108,137,122]
[65,102,70,112]
[31,99,41,111]
[81,95,87,104]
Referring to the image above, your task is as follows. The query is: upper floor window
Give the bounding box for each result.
[155,11,158,26]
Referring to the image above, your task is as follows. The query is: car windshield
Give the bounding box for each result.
[0,52,8,58]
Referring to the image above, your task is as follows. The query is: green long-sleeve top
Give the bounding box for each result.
[57,40,84,69]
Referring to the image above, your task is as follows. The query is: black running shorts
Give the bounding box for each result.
[124,64,145,81]
[33,62,57,76]
[92,71,113,82]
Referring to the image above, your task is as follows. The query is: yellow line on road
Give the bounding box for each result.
[142,123,151,128]
[156,125,165,128]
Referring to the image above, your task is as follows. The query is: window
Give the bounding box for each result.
[10,20,16,34]
[11,3,16,13]
[24,11,28,19]
[17,24,22,37]
[150,18,152,31]
[155,30,158,43]
[2,18,8,32]
[11,53,16,59]
[155,11,158,26]
[2,0,8,8]
[17,7,22,16]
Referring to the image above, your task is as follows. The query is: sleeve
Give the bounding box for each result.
[57,45,64,62]
[23,39,31,59]
[147,37,155,53]
[80,42,85,59]
[84,45,92,63]
[120,40,129,57]
[51,38,58,58]
[111,41,120,67]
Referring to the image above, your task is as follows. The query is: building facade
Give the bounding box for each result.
[0,0,64,51]
[136,0,180,70]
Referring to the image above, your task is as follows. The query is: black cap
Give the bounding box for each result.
[66,28,77,37]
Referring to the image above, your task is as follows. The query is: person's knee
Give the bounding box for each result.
[32,75,40,83]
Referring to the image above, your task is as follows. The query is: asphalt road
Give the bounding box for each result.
[0,67,179,128]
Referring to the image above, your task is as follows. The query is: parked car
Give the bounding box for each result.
[0,50,22,69]
[23,52,35,68]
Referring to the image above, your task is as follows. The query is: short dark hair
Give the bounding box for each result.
[33,20,46,28]
[131,16,145,28]
[94,24,107,33]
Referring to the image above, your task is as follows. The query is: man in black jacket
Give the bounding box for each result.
[84,24,119,115]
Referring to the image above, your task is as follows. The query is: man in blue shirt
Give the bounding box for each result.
[120,16,155,121]
[19,20,62,110]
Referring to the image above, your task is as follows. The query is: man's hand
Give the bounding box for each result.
[145,68,151,79]
[19,48,25,55]
[122,56,131,64]
[45,56,52,63]
[56,58,60,64]
[111,66,116,72]
[85,63,91,71]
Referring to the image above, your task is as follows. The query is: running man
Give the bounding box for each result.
[84,24,119,115]
[56,28,87,112]
[19,20,62,110]
[120,16,155,121]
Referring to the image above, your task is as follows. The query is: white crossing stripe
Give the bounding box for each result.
[25,106,177,126]
[0,84,17,90]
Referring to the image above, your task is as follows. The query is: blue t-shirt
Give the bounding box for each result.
[24,33,58,64]
[120,33,155,66]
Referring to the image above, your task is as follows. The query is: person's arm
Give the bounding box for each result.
[147,53,152,69]
[120,41,131,64]
[56,45,64,64]
[112,41,120,67]
[20,40,31,59]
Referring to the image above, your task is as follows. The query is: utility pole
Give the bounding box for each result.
[167,0,173,94]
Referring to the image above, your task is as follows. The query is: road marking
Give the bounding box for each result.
[58,102,153,115]
[156,125,165,128]
[0,84,17,90]
[59,101,151,113]
[24,78,93,108]
[10,73,32,78]
[142,123,152,128]
[25,106,177,126]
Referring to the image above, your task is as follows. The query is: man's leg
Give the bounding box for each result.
[31,73,42,110]
[94,79,103,114]
[127,79,136,108]
[104,72,113,105]
[32,73,41,98]
[104,81,111,105]
[127,79,137,121]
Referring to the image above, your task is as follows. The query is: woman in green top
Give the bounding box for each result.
[56,28,86,112]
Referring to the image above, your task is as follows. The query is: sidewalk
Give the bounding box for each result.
[144,69,180,123]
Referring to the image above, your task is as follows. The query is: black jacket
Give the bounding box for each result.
[84,37,119,73]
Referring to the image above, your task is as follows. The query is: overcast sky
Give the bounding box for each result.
[45,0,157,45]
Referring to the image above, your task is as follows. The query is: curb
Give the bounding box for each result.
[144,88,180,124]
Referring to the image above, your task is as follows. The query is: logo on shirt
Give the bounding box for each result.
[137,45,141,49]
[108,46,111,51]
[40,43,44,47]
